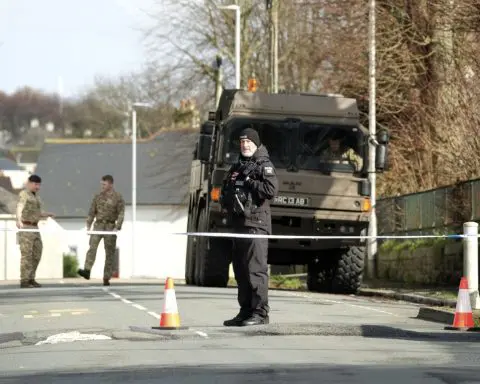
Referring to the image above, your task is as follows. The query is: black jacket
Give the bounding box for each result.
[221,145,279,234]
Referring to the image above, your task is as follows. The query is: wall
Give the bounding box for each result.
[2,170,30,189]
[376,240,463,285]
[18,162,36,174]
[58,205,189,280]
[0,215,64,281]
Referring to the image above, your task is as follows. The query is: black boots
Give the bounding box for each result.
[77,269,90,280]
[20,279,42,288]
[223,312,269,327]
[78,269,110,286]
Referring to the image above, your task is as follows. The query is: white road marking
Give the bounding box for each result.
[322,298,399,316]
[105,289,163,321]
[35,331,111,345]
[23,314,33,319]
[148,311,160,319]
[195,331,208,338]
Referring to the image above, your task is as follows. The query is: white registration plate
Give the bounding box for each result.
[273,196,310,206]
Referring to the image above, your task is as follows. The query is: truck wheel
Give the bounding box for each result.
[307,257,335,293]
[184,213,196,285]
[194,208,231,287]
[331,246,365,294]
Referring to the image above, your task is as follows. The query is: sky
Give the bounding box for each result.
[0,0,157,98]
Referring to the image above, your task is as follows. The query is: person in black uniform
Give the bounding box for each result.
[220,126,279,326]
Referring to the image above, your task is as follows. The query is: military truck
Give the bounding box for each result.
[185,89,389,294]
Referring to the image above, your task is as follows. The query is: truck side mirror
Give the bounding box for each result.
[375,129,389,172]
[197,134,212,162]
[375,144,388,172]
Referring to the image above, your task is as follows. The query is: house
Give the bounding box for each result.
[33,129,198,280]
[11,147,41,173]
[0,186,64,281]
[0,156,30,190]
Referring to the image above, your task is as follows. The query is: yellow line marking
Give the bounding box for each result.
[49,309,89,313]
[23,309,91,318]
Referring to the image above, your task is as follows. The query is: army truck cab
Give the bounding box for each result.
[186,89,389,294]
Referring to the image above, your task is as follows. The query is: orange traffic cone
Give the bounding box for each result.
[152,277,188,330]
[445,277,479,331]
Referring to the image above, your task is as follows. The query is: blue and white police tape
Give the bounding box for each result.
[0,226,470,239]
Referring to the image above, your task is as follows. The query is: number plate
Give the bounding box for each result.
[273,196,310,206]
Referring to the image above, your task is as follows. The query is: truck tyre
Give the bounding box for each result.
[184,212,196,285]
[331,246,365,294]
[194,208,231,287]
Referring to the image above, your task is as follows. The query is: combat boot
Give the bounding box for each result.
[30,280,42,288]
[77,269,91,280]
[20,280,34,288]
[103,279,110,286]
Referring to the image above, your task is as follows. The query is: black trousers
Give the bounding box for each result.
[232,226,270,318]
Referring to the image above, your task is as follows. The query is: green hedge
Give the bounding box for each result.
[63,254,79,278]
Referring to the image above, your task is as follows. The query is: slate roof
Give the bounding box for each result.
[34,130,198,217]
[0,157,24,171]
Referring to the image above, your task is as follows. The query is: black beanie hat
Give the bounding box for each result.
[239,127,261,147]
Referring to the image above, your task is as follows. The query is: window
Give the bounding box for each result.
[223,118,365,173]
[223,118,291,168]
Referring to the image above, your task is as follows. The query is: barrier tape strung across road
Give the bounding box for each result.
[0,227,468,239]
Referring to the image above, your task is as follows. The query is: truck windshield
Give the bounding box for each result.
[223,118,364,173]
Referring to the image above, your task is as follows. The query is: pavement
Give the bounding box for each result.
[1,278,480,383]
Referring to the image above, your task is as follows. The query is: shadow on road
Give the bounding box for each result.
[0,364,478,383]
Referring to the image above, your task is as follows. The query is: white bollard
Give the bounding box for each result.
[463,221,480,310]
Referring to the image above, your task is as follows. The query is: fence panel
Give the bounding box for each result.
[377,177,480,235]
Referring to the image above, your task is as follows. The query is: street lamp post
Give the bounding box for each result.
[130,102,153,278]
[217,4,241,89]
[367,0,377,279]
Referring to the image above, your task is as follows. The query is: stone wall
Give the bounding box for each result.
[376,240,464,286]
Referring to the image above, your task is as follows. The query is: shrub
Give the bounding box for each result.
[63,253,79,278]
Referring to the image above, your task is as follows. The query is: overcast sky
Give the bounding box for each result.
[0,0,157,98]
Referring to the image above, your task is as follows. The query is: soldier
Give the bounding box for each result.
[321,131,363,171]
[220,127,279,327]
[16,174,55,288]
[77,175,125,286]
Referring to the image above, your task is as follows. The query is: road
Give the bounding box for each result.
[1,279,480,383]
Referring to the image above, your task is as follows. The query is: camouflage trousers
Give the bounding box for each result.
[18,231,43,283]
[84,223,117,280]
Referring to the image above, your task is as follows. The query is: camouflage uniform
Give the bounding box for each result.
[84,190,125,280]
[16,190,43,285]
[321,147,363,171]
